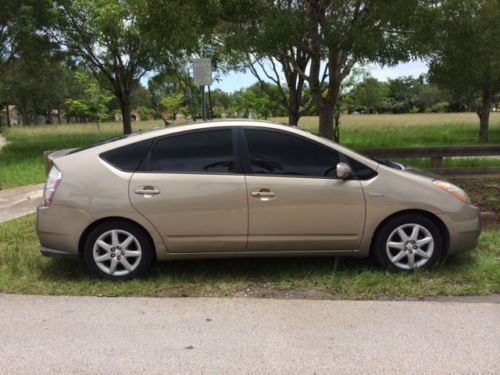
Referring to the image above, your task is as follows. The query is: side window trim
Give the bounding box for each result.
[137,127,242,175]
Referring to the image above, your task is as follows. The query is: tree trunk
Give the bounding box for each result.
[119,96,132,135]
[318,104,335,140]
[287,90,301,126]
[478,109,490,143]
[477,90,492,143]
[288,111,300,126]
[334,111,341,143]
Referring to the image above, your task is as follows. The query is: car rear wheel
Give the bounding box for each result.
[373,214,443,271]
[84,221,154,279]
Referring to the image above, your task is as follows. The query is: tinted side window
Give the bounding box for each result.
[244,129,340,178]
[150,129,235,174]
[100,139,153,172]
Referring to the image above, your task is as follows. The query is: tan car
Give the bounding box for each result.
[37,120,481,279]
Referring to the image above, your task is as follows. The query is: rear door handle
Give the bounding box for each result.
[134,186,160,196]
[251,189,276,200]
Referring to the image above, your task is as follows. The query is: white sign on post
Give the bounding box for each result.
[193,58,212,86]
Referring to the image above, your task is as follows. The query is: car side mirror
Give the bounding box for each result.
[336,162,353,180]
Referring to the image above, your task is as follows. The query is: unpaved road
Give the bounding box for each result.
[0,294,499,374]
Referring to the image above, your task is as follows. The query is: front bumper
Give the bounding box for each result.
[437,204,482,255]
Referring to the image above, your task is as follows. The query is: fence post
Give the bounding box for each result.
[430,156,443,169]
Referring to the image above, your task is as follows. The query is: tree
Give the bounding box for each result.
[0,58,70,125]
[159,93,184,123]
[65,71,113,125]
[387,76,423,113]
[349,76,390,114]
[223,1,421,141]
[51,0,203,134]
[220,1,312,125]
[426,0,500,142]
[0,0,21,74]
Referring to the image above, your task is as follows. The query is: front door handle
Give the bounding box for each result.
[251,189,276,200]
[134,186,160,196]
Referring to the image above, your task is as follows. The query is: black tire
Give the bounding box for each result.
[373,213,443,272]
[83,220,154,280]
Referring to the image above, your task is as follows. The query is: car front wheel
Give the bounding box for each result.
[84,221,154,279]
[373,214,443,271]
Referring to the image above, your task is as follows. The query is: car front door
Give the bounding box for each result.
[242,128,366,252]
[129,128,248,253]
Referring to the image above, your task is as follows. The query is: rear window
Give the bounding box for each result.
[100,139,153,172]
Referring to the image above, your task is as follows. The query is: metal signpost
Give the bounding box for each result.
[193,58,212,121]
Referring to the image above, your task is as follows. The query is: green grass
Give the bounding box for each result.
[2,113,500,189]
[0,214,498,298]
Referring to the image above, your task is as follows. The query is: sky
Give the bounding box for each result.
[210,59,429,92]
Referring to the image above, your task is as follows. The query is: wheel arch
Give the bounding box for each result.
[369,209,450,258]
[78,217,157,261]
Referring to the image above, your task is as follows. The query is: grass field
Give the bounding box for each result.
[0,214,498,298]
[1,113,500,189]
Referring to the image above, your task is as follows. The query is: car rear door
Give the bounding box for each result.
[129,127,248,253]
[241,127,366,252]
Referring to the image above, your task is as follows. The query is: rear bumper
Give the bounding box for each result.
[40,246,79,259]
[37,204,94,257]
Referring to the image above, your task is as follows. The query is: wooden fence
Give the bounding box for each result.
[360,145,500,175]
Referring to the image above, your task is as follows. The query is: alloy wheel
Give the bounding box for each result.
[385,223,434,270]
[92,229,142,277]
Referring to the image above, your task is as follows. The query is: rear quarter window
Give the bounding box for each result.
[100,139,153,172]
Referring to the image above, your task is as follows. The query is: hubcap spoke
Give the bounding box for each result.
[120,235,135,249]
[124,250,141,257]
[415,248,431,259]
[391,250,407,263]
[121,257,133,271]
[409,225,420,241]
[417,237,433,247]
[407,253,416,269]
[95,253,111,263]
[96,240,111,252]
[109,258,118,275]
[387,241,404,250]
[111,230,119,246]
[397,228,408,241]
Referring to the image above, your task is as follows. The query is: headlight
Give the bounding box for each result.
[432,180,471,204]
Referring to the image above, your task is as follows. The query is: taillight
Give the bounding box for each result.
[44,166,62,207]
